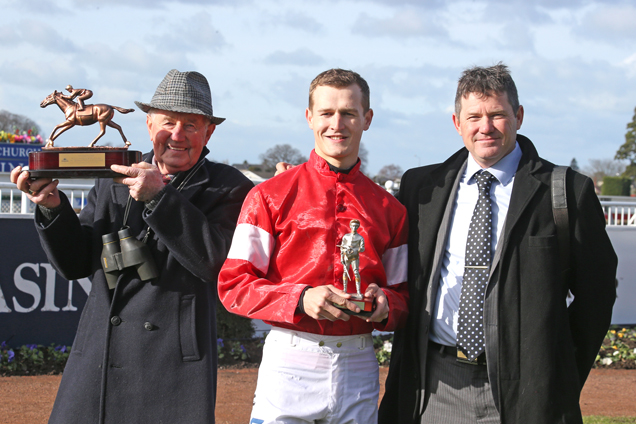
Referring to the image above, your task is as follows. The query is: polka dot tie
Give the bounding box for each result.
[457,171,495,361]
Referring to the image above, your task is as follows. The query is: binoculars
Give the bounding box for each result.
[101,226,159,289]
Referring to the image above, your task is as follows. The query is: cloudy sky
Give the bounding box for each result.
[2,0,635,176]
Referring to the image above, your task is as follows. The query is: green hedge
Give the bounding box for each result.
[216,299,254,340]
[602,176,632,196]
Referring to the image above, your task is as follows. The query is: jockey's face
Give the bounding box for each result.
[147,110,216,174]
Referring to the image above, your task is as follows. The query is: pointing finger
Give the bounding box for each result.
[111,164,139,176]
[132,161,154,170]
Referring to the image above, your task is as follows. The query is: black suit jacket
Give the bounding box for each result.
[379,135,617,424]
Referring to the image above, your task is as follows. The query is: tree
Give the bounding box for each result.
[615,106,636,178]
[0,110,41,135]
[358,143,369,175]
[259,144,307,171]
[569,158,579,172]
[581,158,626,187]
[374,164,403,185]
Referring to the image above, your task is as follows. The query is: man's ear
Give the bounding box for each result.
[305,108,314,129]
[204,123,217,144]
[146,114,153,138]
[452,112,462,136]
[516,105,524,130]
[363,109,373,131]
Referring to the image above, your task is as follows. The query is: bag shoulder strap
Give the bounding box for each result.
[551,166,570,272]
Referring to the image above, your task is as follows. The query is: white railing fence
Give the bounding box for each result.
[602,201,636,226]
[0,182,90,215]
[2,182,636,227]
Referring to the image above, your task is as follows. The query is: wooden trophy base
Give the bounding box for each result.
[335,294,375,318]
[28,147,142,178]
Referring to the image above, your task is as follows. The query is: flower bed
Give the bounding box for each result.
[0,342,69,376]
[2,326,634,376]
[595,327,636,369]
[217,337,264,369]
[0,129,43,144]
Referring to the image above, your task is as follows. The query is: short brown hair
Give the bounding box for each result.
[454,62,519,117]
[309,68,370,112]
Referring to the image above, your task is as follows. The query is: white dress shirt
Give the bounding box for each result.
[429,142,522,347]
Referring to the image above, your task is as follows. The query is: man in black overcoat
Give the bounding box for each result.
[12,69,253,423]
[379,63,617,423]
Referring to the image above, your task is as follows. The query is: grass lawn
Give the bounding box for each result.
[584,417,636,424]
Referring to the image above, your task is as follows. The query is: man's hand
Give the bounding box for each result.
[10,166,61,209]
[111,162,165,202]
[359,283,389,323]
[302,285,360,321]
[275,162,295,176]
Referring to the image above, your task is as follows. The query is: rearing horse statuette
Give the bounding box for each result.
[40,89,134,148]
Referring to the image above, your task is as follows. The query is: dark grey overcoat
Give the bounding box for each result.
[379,136,617,424]
[37,148,252,424]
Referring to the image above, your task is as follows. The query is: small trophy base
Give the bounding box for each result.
[28,146,142,178]
[335,294,374,318]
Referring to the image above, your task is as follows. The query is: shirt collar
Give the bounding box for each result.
[309,149,361,179]
[465,141,521,186]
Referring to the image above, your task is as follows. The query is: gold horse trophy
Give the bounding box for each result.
[28,85,141,178]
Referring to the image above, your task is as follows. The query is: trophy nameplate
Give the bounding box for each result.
[335,219,375,318]
[29,147,141,178]
[29,85,140,178]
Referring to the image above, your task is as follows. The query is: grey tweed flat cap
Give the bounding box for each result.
[135,69,225,125]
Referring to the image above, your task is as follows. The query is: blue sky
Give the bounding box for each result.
[1,0,635,175]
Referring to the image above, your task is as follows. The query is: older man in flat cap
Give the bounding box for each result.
[11,69,253,424]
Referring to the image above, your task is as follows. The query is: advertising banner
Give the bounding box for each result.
[0,142,43,174]
[0,217,89,347]
[607,227,636,325]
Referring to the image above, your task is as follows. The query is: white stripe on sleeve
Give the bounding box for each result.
[226,223,274,274]
[382,244,408,286]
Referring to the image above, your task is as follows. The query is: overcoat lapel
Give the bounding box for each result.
[177,163,210,202]
[414,155,467,416]
[494,136,546,269]
[415,150,467,299]
[108,184,145,233]
[420,159,467,305]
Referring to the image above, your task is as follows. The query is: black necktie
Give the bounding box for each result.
[457,171,495,361]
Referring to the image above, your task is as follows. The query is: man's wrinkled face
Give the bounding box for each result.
[453,91,524,169]
[306,84,373,170]
[147,110,215,174]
